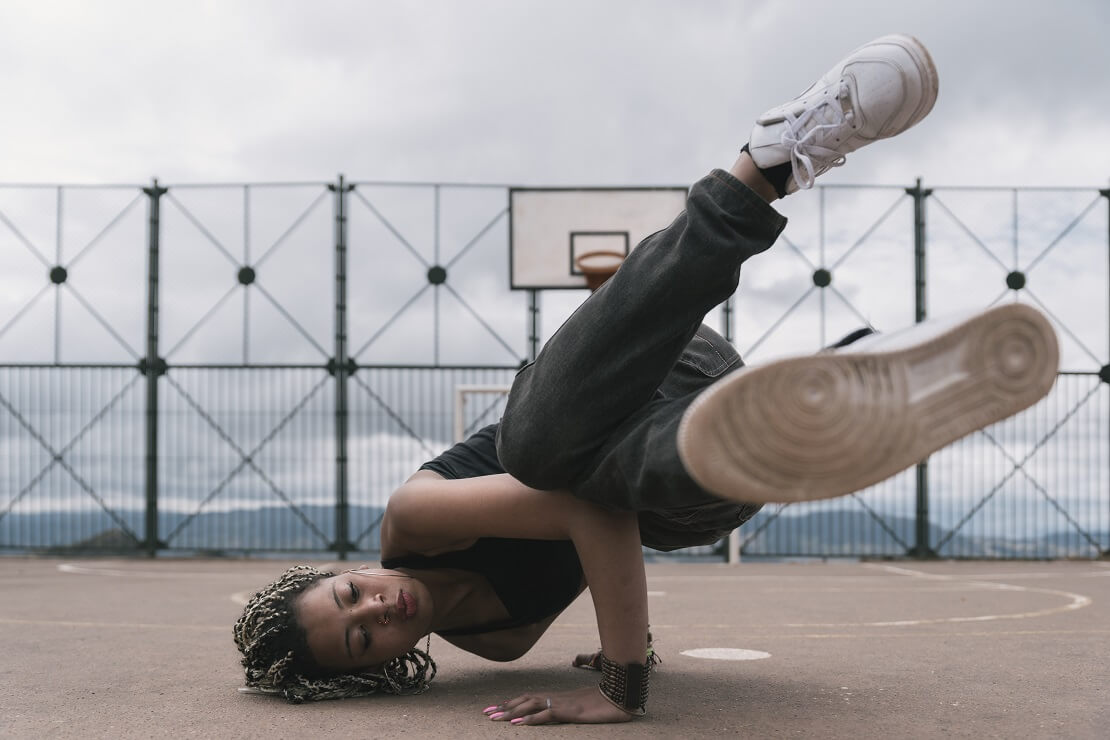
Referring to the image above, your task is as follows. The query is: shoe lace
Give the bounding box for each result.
[780,81,854,190]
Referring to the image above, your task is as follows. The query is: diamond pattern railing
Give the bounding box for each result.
[0,178,1106,559]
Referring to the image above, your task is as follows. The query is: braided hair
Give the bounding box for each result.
[233,565,437,703]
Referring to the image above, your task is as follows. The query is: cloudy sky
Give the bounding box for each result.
[1,0,1109,369]
[2,0,1108,187]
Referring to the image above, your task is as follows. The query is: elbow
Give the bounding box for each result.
[384,481,425,530]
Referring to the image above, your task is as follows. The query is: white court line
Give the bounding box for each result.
[55,564,269,608]
[57,563,247,578]
[780,564,1092,628]
[758,628,1110,640]
[941,571,1110,580]
[0,616,223,631]
[756,585,988,593]
[682,648,771,661]
[56,563,274,610]
[646,568,1110,583]
[886,570,1110,580]
[648,575,885,582]
[546,622,1110,638]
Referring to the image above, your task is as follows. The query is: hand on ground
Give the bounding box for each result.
[482,686,633,725]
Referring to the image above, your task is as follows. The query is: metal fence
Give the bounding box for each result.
[0,178,1106,559]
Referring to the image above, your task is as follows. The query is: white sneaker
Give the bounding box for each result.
[676,304,1059,504]
[748,33,939,193]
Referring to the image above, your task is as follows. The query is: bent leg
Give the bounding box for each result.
[497,170,786,490]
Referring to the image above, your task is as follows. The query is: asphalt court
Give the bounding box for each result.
[2,558,1107,738]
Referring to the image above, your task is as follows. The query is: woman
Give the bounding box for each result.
[234,34,1056,724]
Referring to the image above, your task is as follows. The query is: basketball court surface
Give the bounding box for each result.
[2,557,1107,738]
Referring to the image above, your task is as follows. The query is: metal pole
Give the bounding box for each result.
[433,185,441,366]
[528,289,540,362]
[1101,187,1110,558]
[908,177,935,558]
[332,175,353,559]
[720,290,740,563]
[143,179,167,557]
[723,298,739,564]
[55,187,63,363]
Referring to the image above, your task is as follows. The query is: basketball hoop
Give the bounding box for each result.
[574,250,626,292]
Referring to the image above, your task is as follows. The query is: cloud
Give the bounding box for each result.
[3,0,1106,186]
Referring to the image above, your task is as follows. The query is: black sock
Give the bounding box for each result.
[741,143,794,198]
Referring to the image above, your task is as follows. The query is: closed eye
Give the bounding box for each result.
[349,581,359,603]
[360,625,370,652]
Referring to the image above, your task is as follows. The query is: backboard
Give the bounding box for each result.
[509,187,687,290]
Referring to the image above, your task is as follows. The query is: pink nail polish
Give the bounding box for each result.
[489,712,505,720]
[510,718,523,725]
[483,706,498,713]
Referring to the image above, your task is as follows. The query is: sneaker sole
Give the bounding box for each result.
[676,304,1059,504]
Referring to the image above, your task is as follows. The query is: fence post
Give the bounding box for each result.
[142,179,167,557]
[527,289,540,362]
[1101,188,1110,559]
[907,178,936,559]
[721,296,741,564]
[330,175,355,559]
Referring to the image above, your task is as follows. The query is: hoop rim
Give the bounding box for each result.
[574,249,626,275]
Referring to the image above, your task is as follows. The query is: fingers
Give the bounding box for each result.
[483,695,555,725]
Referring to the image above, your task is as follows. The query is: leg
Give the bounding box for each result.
[497,168,787,491]
[505,33,950,517]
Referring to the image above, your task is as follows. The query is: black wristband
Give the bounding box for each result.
[597,653,649,716]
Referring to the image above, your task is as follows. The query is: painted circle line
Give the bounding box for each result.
[681,648,771,661]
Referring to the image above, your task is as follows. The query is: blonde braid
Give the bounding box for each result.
[233,565,437,703]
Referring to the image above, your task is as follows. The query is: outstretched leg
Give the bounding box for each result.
[675,37,1061,504]
[501,33,953,522]
[497,165,786,492]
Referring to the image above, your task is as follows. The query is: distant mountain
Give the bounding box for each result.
[1,506,1105,559]
[0,505,387,555]
[735,509,1107,559]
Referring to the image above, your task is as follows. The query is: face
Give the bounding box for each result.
[295,567,433,672]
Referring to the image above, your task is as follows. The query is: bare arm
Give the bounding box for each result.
[387,473,648,723]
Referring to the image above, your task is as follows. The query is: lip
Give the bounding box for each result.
[398,589,416,620]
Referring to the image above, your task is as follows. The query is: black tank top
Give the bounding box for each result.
[386,425,584,637]
[382,537,583,636]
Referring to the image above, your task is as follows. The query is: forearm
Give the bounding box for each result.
[569,505,649,666]
[482,498,652,724]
